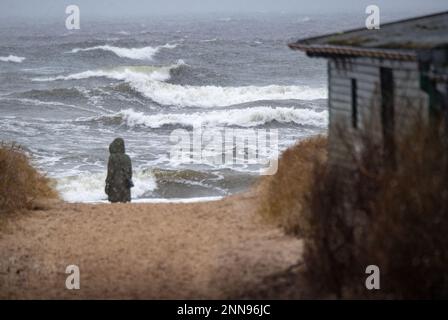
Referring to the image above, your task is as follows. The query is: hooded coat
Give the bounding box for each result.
[105,138,133,203]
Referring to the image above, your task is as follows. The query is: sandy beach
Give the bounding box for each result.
[0,190,303,299]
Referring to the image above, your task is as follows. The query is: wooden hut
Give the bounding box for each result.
[289,11,448,168]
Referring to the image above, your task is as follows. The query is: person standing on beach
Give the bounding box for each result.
[105,138,133,203]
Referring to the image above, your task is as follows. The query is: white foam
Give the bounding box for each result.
[103,106,328,128]
[31,61,327,107]
[0,55,26,63]
[70,43,178,60]
[200,38,218,42]
[31,62,183,83]
[55,170,157,203]
[130,82,327,107]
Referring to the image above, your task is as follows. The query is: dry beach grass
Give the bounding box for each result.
[0,143,57,213]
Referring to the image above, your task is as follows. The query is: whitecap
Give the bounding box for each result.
[130,82,327,107]
[31,60,327,107]
[31,60,185,83]
[70,43,178,60]
[95,106,328,128]
[0,55,26,63]
[55,170,157,202]
[200,38,218,42]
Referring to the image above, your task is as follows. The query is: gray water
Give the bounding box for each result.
[0,13,362,202]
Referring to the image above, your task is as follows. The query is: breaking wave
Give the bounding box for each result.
[31,61,185,83]
[127,82,327,108]
[32,66,326,107]
[31,58,326,108]
[70,43,178,60]
[90,107,328,128]
[55,170,157,202]
[0,55,26,63]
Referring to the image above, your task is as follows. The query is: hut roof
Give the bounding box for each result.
[289,11,448,61]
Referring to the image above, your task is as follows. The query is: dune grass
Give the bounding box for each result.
[0,143,57,213]
[256,135,327,236]
[303,120,448,299]
[257,118,448,298]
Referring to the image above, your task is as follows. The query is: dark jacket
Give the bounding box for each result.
[105,138,133,203]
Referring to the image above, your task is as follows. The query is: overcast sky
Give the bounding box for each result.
[1,0,447,18]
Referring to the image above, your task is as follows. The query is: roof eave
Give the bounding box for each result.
[288,43,418,62]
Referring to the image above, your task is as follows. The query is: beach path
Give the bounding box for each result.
[0,192,302,299]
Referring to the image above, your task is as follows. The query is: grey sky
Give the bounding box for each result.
[1,0,447,18]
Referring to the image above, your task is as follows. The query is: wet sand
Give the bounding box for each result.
[0,191,302,299]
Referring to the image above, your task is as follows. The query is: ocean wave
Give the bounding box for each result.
[13,87,87,99]
[54,167,227,202]
[200,38,218,42]
[129,82,327,107]
[0,96,96,113]
[31,61,326,107]
[31,61,185,83]
[70,43,178,60]
[21,66,66,74]
[91,106,328,128]
[0,55,26,63]
[55,170,157,202]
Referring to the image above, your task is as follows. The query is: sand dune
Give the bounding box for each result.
[0,191,302,299]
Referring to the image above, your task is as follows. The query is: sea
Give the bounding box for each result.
[0,12,371,202]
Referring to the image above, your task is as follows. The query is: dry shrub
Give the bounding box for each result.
[256,135,327,236]
[0,143,57,213]
[302,120,448,299]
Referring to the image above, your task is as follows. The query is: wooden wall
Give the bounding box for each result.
[327,57,429,168]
